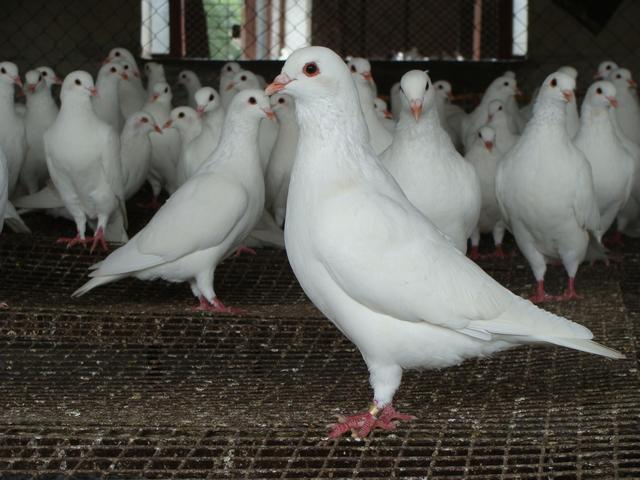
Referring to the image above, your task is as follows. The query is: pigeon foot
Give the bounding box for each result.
[467,245,480,260]
[137,196,162,210]
[86,227,109,253]
[328,404,416,439]
[483,245,510,259]
[528,281,555,303]
[56,234,87,249]
[555,278,582,301]
[234,245,257,257]
[193,296,245,314]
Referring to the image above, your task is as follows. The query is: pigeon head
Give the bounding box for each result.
[558,65,578,81]
[98,62,127,82]
[399,70,434,121]
[129,111,162,135]
[487,76,518,100]
[178,70,198,86]
[145,62,165,79]
[194,87,222,117]
[24,69,43,94]
[61,71,97,101]
[347,57,373,82]
[476,125,496,152]
[104,47,135,66]
[584,80,618,109]
[37,66,62,87]
[220,61,241,80]
[265,46,354,102]
[373,98,392,119]
[608,68,637,90]
[539,71,575,104]
[118,62,135,81]
[487,99,505,122]
[229,89,274,121]
[165,106,199,132]
[503,70,516,80]
[227,70,260,92]
[149,82,172,104]
[595,60,618,80]
[270,93,295,119]
[0,62,22,89]
[434,80,453,100]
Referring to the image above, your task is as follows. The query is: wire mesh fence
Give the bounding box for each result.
[3,0,640,94]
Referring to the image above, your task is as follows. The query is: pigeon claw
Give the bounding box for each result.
[87,227,109,253]
[484,245,510,259]
[328,405,416,439]
[193,296,245,314]
[234,246,257,257]
[528,280,555,303]
[555,278,582,302]
[56,234,87,249]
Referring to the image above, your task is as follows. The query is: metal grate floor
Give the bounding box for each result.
[1,207,639,479]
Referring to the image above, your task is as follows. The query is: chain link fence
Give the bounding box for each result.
[2,0,640,95]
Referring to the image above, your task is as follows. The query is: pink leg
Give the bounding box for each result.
[467,245,480,260]
[86,227,109,253]
[328,403,416,439]
[234,245,257,257]
[56,233,87,249]
[604,231,624,249]
[528,280,555,303]
[556,277,583,301]
[193,295,245,314]
[137,196,162,210]
[484,244,510,259]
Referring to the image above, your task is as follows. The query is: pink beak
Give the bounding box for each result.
[362,71,373,82]
[447,92,454,100]
[593,73,602,80]
[384,110,392,119]
[225,82,235,91]
[54,76,63,85]
[562,90,574,103]
[263,109,276,120]
[163,120,172,129]
[27,83,37,93]
[410,99,423,121]
[12,76,23,88]
[121,73,129,81]
[101,56,111,65]
[154,124,163,134]
[607,96,619,108]
[629,79,638,88]
[265,73,292,95]
[484,141,494,152]
[150,93,159,102]
[196,105,205,118]
[89,87,98,97]
[516,87,523,96]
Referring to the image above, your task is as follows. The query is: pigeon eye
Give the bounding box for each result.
[241,75,247,81]
[164,87,168,93]
[75,79,81,86]
[350,65,356,73]
[42,71,48,76]
[182,74,186,79]
[115,51,121,57]
[596,87,603,94]
[503,81,509,86]
[0,67,5,74]
[140,117,149,123]
[227,66,232,72]
[110,67,117,73]
[498,106,503,110]
[617,74,621,79]
[123,65,129,70]
[478,132,482,138]
[178,112,185,118]
[438,84,443,89]
[278,98,285,104]
[303,62,319,77]
[208,94,214,101]
[248,97,257,105]
[550,78,557,87]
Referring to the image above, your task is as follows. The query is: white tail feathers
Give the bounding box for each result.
[72,274,126,297]
[535,336,625,359]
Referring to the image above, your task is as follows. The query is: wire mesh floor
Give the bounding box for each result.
[1,206,639,479]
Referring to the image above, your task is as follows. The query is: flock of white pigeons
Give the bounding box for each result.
[0,44,636,438]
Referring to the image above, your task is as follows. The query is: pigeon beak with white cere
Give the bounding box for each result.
[89,87,98,97]
[384,110,392,119]
[121,73,129,81]
[265,73,292,95]
[196,105,205,118]
[409,99,423,120]
[628,79,638,88]
[150,93,159,102]
[484,141,494,152]
[154,124,163,134]
[225,81,235,91]
[607,96,618,107]
[362,71,373,82]
[263,108,276,120]
[562,90,573,102]
[162,120,173,130]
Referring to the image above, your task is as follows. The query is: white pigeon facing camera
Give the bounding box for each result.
[0,61,26,198]
[73,90,272,313]
[45,71,128,251]
[266,46,623,440]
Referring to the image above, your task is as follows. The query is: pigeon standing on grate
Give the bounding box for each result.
[353,71,392,155]
[496,71,601,302]
[462,75,519,151]
[20,69,59,194]
[265,93,298,227]
[574,81,633,249]
[380,70,481,254]
[466,126,507,259]
[103,47,146,120]
[73,90,272,312]
[45,71,128,251]
[141,82,181,208]
[265,46,624,440]
[219,62,241,110]
[195,86,225,145]
[485,100,519,154]
[167,106,213,186]
[608,68,640,144]
[120,112,161,200]
[502,70,526,133]
[176,70,202,108]
[0,62,26,198]
[93,62,128,132]
[0,145,29,234]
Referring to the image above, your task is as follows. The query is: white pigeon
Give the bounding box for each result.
[0,62,26,198]
[574,81,633,243]
[462,75,518,150]
[73,90,272,312]
[346,57,377,95]
[595,60,618,80]
[177,70,202,108]
[266,46,623,439]
[433,80,463,151]
[558,66,580,139]
[93,62,128,131]
[37,66,63,88]
[45,71,128,250]
[496,71,601,302]
[167,106,213,186]
[195,87,225,144]
[0,146,29,234]
[501,71,526,132]
[390,82,402,119]
[120,111,161,199]
[466,126,506,258]
[265,93,298,226]
[353,72,392,155]
[142,82,181,206]
[103,47,146,119]
[145,62,166,94]
[219,61,241,109]
[486,100,519,154]
[20,69,59,194]
[381,70,481,254]
[608,68,640,144]
[373,98,396,133]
